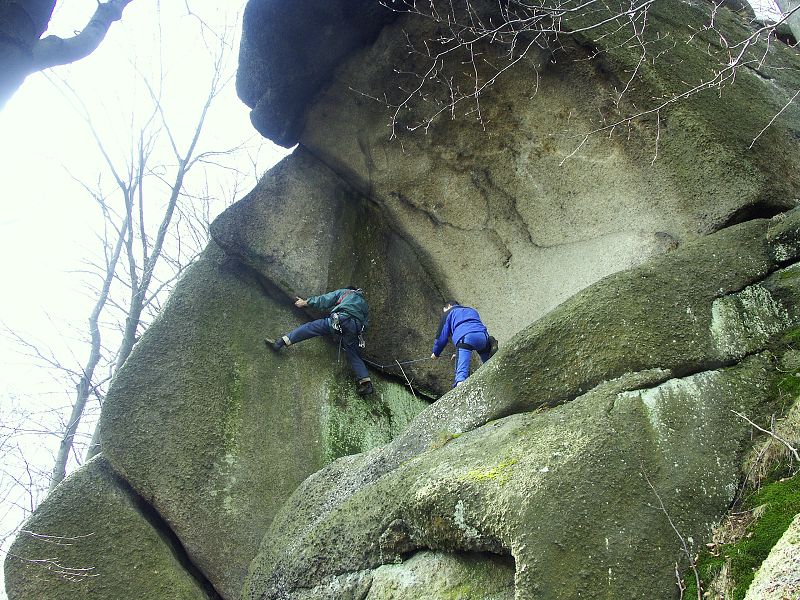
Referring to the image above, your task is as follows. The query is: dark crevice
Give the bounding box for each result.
[742,63,775,81]
[106,465,224,600]
[712,200,795,231]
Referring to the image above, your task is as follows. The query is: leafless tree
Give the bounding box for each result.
[45,33,243,488]
[0,0,136,106]
[1,8,265,503]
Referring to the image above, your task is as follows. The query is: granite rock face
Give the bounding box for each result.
[293,0,800,348]
[4,457,213,600]
[90,243,428,599]
[7,1,800,600]
[242,211,800,600]
[744,513,800,600]
[209,148,454,394]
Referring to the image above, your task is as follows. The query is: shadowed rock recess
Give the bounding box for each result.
[5,1,800,599]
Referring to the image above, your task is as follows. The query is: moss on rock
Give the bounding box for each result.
[96,242,427,599]
[242,210,800,599]
[4,457,211,600]
[687,474,800,600]
[244,355,780,599]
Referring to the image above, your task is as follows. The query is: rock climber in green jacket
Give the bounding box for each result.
[266,287,373,396]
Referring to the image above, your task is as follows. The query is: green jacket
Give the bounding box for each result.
[307,288,369,328]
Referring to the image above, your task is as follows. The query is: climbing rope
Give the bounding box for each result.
[335,336,433,370]
[363,356,433,369]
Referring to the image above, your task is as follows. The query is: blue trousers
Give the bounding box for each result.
[286,317,369,381]
[454,331,491,385]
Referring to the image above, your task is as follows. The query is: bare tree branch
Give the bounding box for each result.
[31,0,135,72]
[642,468,702,600]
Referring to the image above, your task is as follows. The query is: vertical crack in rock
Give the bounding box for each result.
[472,167,537,247]
[108,469,225,600]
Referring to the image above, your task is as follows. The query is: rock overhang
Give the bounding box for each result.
[237,0,399,147]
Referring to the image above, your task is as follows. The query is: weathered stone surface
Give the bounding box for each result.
[96,242,427,600]
[243,356,781,599]
[348,211,800,463]
[719,0,757,19]
[237,0,397,146]
[366,551,515,600]
[288,0,800,348]
[262,550,515,600]
[210,148,454,394]
[10,3,800,600]
[4,456,211,600]
[242,211,800,599]
[776,0,800,42]
[744,512,800,600]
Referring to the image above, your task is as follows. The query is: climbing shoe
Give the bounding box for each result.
[264,337,284,352]
[488,335,499,358]
[357,380,374,396]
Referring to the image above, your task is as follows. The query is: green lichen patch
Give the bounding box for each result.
[685,474,800,600]
[463,458,518,486]
[321,375,427,464]
[778,373,800,404]
[430,431,461,450]
[782,326,800,346]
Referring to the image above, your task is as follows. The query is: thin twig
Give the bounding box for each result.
[642,469,702,600]
[395,359,418,401]
[731,410,800,462]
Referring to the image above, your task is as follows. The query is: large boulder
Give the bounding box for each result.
[210,148,454,394]
[744,513,800,600]
[237,0,398,146]
[95,243,427,599]
[8,2,800,599]
[293,0,800,347]
[4,456,213,600]
[776,0,800,42]
[242,210,800,599]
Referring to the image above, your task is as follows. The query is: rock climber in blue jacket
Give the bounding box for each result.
[431,301,497,387]
[266,287,373,396]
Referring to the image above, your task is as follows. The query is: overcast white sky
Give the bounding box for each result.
[0,2,285,396]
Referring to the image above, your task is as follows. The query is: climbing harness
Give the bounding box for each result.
[331,290,367,348]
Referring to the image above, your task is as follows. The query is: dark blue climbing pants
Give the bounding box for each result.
[454,331,491,385]
[286,317,369,381]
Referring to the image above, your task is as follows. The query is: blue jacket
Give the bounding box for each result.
[307,288,369,328]
[432,304,487,356]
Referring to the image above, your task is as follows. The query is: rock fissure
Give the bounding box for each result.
[109,468,225,600]
[472,168,537,247]
[742,63,776,81]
